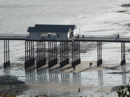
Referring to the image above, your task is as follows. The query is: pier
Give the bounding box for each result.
[1,24,130,69]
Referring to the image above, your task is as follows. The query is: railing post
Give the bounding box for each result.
[121,42,126,65]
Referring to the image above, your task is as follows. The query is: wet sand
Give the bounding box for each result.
[22,61,123,97]
[0,59,128,97]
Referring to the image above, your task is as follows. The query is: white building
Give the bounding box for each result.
[27,24,76,40]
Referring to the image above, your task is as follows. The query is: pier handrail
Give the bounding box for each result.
[73,35,130,42]
[0,34,29,40]
[0,33,130,42]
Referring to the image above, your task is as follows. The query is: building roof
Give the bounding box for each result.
[27,24,76,33]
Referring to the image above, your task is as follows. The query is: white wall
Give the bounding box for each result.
[56,33,68,40]
[68,30,74,38]
[29,32,68,40]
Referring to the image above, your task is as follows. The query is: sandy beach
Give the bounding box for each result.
[0,0,130,96]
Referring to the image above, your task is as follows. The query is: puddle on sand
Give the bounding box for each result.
[25,68,81,86]
[1,65,130,97]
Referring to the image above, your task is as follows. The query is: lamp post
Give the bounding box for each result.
[79,28,80,36]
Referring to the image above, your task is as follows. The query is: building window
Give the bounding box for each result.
[57,34,59,37]
[48,34,51,38]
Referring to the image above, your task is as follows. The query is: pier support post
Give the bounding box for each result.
[25,41,35,69]
[97,42,102,67]
[121,42,126,65]
[72,41,81,69]
[48,41,58,68]
[36,41,46,68]
[60,42,69,68]
[4,40,10,68]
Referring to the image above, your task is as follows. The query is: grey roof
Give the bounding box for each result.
[27,24,76,33]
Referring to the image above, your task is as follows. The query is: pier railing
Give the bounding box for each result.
[0,34,29,40]
[74,35,130,42]
[0,34,130,42]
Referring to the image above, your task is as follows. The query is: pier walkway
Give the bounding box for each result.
[0,34,130,42]
[0,34,129,69]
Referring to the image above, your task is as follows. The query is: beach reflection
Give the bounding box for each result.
[24,66,128,87]
[73,72,81,85]
[25,68,36,82]
[98,70,103,87]
[4,67,10,75]
[37,68,48,83]
[49,69,58,82]
[121,66,127,85]
[25,67,82,86]
[98,70,103,97]
[61,73,70,85]
[60,72,81,85]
